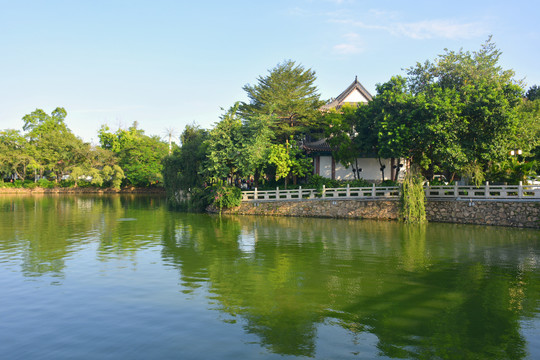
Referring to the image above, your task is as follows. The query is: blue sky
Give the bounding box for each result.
[1,0,539,143]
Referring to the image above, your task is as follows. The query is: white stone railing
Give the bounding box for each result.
[425,182,540,200]
[241,182,540,202]
[241,184,400,201]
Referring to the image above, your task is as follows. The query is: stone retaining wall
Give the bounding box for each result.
[217,199,399,220]
[216,199,540,229]
[426,200,540,228]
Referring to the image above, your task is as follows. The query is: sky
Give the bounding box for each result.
[1,0,539,144]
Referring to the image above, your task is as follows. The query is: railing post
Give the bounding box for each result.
[299,186,302,199]
[454,183,458,198]
[425,181,430,198]
[276,186,279,199]
[372,183,376,198]
[485,181,489,198]
[322,185,326,198]
[519,181,523,199]
[346,184,350,197]
[254,187,258,200]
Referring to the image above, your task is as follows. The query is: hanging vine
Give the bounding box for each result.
[400,167,427,223]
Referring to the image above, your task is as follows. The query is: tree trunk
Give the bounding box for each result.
[378,158,386,182]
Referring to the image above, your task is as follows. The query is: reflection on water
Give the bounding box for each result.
[0,195,539,359]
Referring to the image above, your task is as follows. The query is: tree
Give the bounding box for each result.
[0,129,36,180]
[162,123,209,192]
[237,114,274,186]
[98,122,168,187]
[405,37,523,178]
[204,103,245,182]
[487,98,540,183]
[268,137,311,188]
[240,60,324,141]
[526,85,540,101]
[363,38,523,181]
[21,107,86,181]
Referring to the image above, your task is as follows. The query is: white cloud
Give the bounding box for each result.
[328,10,488,40]
[333,32,363,54]
[393,20,487,40]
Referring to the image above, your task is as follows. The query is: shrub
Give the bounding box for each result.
[379,180,398,187]
[349,178,372,187]
[306,175,341,189]
[209,185,241,212]
[23,180,39,189]
[1,180,15,188]
[37,179,55,189]
[60,179,75,188]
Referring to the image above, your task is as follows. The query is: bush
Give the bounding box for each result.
[23,180,39,189]
[37,179,55,189]
[77,180,96,188]
[1,180,15,188]
[379,180,398,187]
[349,178,372,187]
[60,179,75,188]
[209,185,241,212]
[306,175,340,189]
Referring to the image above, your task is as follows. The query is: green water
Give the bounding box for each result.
[0,195,539,359]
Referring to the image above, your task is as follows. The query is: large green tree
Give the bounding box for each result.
[357,38,524,181]
[240,60,324,142]
[0,129,37,181]
[21,107,87,181]
[405,38,523,175]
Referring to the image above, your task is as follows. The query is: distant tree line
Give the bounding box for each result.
[0,109,169,189]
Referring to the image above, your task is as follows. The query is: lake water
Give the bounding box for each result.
[1,195,539,359]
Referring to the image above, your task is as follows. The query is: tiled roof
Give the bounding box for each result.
[302,138,334,153]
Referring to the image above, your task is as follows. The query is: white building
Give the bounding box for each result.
[303,77,404,182]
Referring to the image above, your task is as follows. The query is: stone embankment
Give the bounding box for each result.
[426,199,539,228]
[215,199,540,229]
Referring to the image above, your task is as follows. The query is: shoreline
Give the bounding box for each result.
[0,187,165,194]
[210,198,540,229]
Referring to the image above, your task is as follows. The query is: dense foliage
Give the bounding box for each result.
[0,109,169,189]
[240,60,324,142]
[325,38,538,184]
[98,123,169,187]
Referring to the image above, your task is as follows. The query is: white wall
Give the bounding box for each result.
[320,156,333,178]
[319,156,394,182]
[342,89,369,104]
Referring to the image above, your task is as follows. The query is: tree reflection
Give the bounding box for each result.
[2,196,537,358]
[161,214,540,359]
[0,195,167,277]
